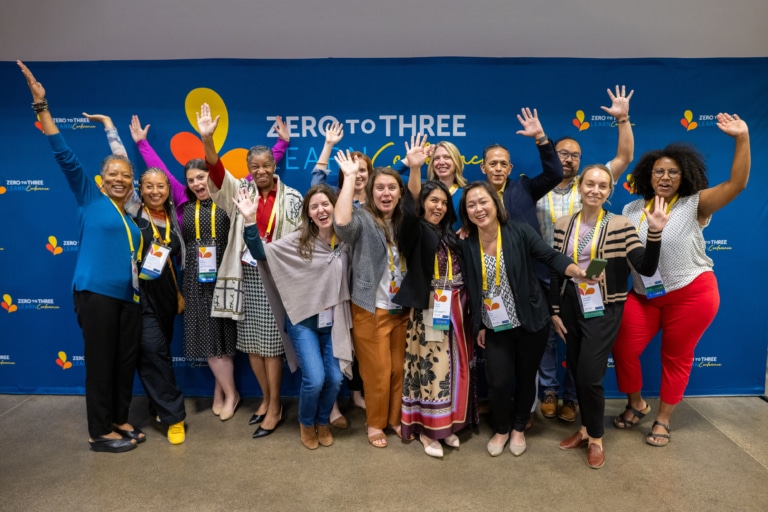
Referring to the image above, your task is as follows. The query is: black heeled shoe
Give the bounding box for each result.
[252,408,284,438]
[248,412,266,426]
[114,426,146,444]
[89,436,137,453]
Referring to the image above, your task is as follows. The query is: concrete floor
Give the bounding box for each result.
[1,393,767,511]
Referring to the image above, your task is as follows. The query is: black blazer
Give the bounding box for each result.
[461,221,572,336]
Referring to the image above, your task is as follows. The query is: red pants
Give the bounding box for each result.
[612,272,719,404]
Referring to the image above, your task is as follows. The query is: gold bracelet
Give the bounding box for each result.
[316,161,328,166]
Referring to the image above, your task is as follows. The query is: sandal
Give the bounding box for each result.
[389,424,414,442]
[613,403,651,429]
[367,432,388,448]
[646,420,671,447]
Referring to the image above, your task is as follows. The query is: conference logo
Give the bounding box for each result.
[172,356,208,369]
[0,185,5,194]
[33,114,97,132]
[56,351,73,370]
[623,173,635,194]
[2,294,18,313]
[572,110,590,131]
[3,179,50,193]
[0,354,15,366]
[706,239,732,252]
[680,110,719,131]
[694,355,722,368]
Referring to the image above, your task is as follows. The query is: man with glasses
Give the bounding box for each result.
[536,85,635,423]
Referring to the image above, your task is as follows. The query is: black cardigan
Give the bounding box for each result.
[461,221,572,336]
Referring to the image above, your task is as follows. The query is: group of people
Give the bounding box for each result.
[19,61,751,469]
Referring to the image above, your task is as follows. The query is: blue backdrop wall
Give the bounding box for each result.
[0,57,766,398]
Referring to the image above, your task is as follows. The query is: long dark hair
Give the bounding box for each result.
[420,180,460,254]
[183,158,208,203]
[297,184,337,261]
[458,181,508,234]
[138,167,186,263]
[364,167,405,247]
[630,143,708,200]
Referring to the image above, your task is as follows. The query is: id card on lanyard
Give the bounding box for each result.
[387,243,406,314]
[109,198,143,303]
[573,210,605,318]
[196,200,218,282]
[480,225,513,332]
[430,249,453,331]
[318,307,334,328]
[637,195,677,298]
[140,208,171,280]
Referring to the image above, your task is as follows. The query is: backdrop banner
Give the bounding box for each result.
[1,57,766,398]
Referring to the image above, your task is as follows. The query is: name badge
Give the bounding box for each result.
[318,307,334,328]
[139,243,171,280]
[241,246,258,267]
[131,259,140,303]
[198,245,217,282]
[387,278,403,315]
[641,270,667,299]
[484,295,513,332]
[577,281,605,318]
[431,289,452,331]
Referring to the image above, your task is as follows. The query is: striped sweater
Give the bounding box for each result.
[549,211,662,314]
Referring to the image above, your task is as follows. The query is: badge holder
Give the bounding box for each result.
[318,307,334,328]
[139,243,171,280]
[485,294,513,332]
[576,281,605,318]
[198,245,217,282]
[642,270,667,299]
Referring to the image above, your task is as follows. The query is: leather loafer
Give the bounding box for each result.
[559,431,588,451]
[587,443,605,469]
[114,427,146,444]
[89,436,137,453]
[248,413,266,426]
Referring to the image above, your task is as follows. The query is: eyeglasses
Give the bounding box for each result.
[557,150,581,161]
[652,169,681,179]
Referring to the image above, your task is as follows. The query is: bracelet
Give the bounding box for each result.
[316,161,328,166]
[32,99,49,113]
[617,117,630,124]
[535,135,549,146]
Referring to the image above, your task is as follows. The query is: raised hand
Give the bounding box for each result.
[324,121,344,146]
[515,108,545,139]
[129,115,150,143]
[17,60,46,102]
[82,113,114,129]
[275,116,290,142]
[716,113,748,138]
[404,132,431,168]
[196,103,220,139]
[334,150,359,179]
[232,187,258,221]
[600,85,634,119]
[643,196,670,232]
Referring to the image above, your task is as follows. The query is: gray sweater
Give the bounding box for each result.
[334,208,390,314]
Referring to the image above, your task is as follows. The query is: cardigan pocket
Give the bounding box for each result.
[356,278,373,291]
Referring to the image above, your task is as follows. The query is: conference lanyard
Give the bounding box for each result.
[388,243,406,281]
[573,209,605,263]
[260,196,278,242]
[449,184,459,195]
[145,207,171,245]
[109,198,143,263]
[433,248,453,284]
[479,224,502,296]
[547,180,578,224]
[638,195,678,232]
[195,200,216,240]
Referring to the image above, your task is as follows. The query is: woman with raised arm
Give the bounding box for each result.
[549,164,668,469]
[18,61,141,453]
[612,114,750,448]
[232,184,353,449]
[396,135,477,458]
[459,181,587,458]
[198,103,303,437]
[333,150,409,448]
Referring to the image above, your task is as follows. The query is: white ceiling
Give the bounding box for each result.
[1,0,766,60]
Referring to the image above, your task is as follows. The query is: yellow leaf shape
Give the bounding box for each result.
[578,283,589,292]
[94,175,103,188]
[2,294,11,304]
[684,110,693,123]
[579,122,590,132]
[58,351,68,363]
[575,110,585,123]
[185,88,229,153]
[48,235,58,247]
[687,121,698,131]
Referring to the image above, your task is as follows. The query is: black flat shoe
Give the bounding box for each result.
[89,437,137,453]
[248,413,266,426]
[252,409,284,438]
[115,427,146,444]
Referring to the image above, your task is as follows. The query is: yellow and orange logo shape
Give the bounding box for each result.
[483,298,500,311]
[56,351,73,370]
[577,283,596,296]
[572,111,590,132]
[433,290,449,303]
[198,247,212,258]
[46,235,63,255]
[2,294,18,313]
[680,110,698,131]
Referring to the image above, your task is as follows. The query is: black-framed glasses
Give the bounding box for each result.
[557,150,581,161]
[652,169,681,178]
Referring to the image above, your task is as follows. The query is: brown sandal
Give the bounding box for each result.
[367,432,387,448]
[614,403,651,429]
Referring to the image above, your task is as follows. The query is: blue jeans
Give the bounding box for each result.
[285,318,343,428]
[538,325,578,402]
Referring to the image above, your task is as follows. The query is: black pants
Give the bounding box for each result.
[136,303,186,425]
[560,281,624,438]
[73,291,141,439]
[485,324,548,434]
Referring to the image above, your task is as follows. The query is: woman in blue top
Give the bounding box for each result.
[19,61,142,453]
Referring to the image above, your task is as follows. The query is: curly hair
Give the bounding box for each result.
[631,143,708,200]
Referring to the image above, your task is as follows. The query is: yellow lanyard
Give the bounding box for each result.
[388,244,406,282]
[449,184,459,195]
[108,198,143,263]
[638,195,678,232]
[195,200,216,240]
[145,207,170,245]
[547,180,578,224]
[261,195,278,241]
[498,181,506,205]
[573,209,605,263]
[433,247,454,283]
[329,233,337,251]
[479,224,502,294]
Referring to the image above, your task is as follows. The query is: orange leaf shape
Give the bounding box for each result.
[491,302,500,310]
[585,288,595,295]
[687,121,698,131]
[1,303,8,311]
[63,361,72,369]
[54,247,63,255]
[437,295,448,302]
[680,118,689,129]
[579,122,590,132]
[56,358,64,368]
[0,186,6,194]
[572,119,581,129]
[221,148,249,180]
[170,132,205,167]
[34,121,44,133]
[7,304,17,313]
[46,243,55,254]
